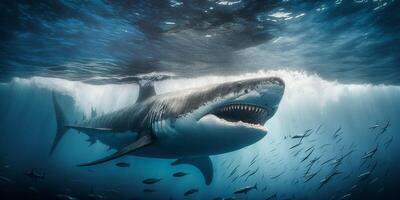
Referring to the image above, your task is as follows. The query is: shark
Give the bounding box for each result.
[50,77,285,185]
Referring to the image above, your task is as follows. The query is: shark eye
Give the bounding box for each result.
[244,89,249,93]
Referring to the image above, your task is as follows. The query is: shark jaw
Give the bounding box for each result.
[209,103,270,132]
[200,113,268,133]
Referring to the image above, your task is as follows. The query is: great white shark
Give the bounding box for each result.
[51,77,285,185]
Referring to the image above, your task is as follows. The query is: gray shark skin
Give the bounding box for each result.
[50,77,285,185]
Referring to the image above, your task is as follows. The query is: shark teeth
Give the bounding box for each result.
[211,103,269,126]
[218,104,266,114]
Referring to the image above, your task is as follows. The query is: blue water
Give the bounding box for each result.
[1,72,399,200]
[0,1,400,200]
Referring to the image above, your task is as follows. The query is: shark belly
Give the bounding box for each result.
[129,115,267,158]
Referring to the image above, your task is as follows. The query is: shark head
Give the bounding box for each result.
[154,77,285,156]
[202,77,284,127]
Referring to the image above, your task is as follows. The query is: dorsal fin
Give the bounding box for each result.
[136,82,156,102]
[91,107,97,118]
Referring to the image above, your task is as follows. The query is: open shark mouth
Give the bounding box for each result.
[211,104,270,126]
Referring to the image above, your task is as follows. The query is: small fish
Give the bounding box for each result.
[240,170,251,178]
[0,175,12,183]
[321,157,336,165]
[142,178,162,184]
[343,149,355,159]
[358,171,371,180]
[362,146,378,159]
[370,161,378,173]
[245,168,259,181]
[377,120,390,135]
[304,165,313,176]
[226,160,234,169]
[233,183,257,194]
[115,162,130,168]
[292,129,312,139]
[293,148,303,157]
[318,171,341,189]
[307,155,322,167]
[88,188,104,200]
[315,124,323,134]
[249,154,259,167]
[24,170,45,180]
[331,152,353,168]
[333,126,342,138]
[290,143,302,149]
[309,139,318,143]
[301,149,314,163]
[56,194,79,200]
[369,177,379,184]
[340,193,351,200]
[143,189,155,193]
[384,136,393,149]
[304,167,322,183]
[291,134,306,139]
[184,188,198,196]
[265,193,277,200]
[304,172,318,183]
[173,172,188,177]
[318,144,330,149]
[228,165,239,178]
[369,123,379,130]
[271,171,285,179]
[231,175,239,183]
[305,146,314,152]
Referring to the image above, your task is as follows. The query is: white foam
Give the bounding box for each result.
[14,77,138,116]
[12,70,400,117]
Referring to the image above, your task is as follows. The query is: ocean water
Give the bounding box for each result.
[1,1,400,200]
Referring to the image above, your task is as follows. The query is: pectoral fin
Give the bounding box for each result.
[66,125,117,133]
[77,134,153,167]
[171,156,213,185]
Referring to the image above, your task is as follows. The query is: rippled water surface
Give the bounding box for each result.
[1,0,399,84]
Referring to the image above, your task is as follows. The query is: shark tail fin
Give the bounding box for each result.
[50,91,69,155]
